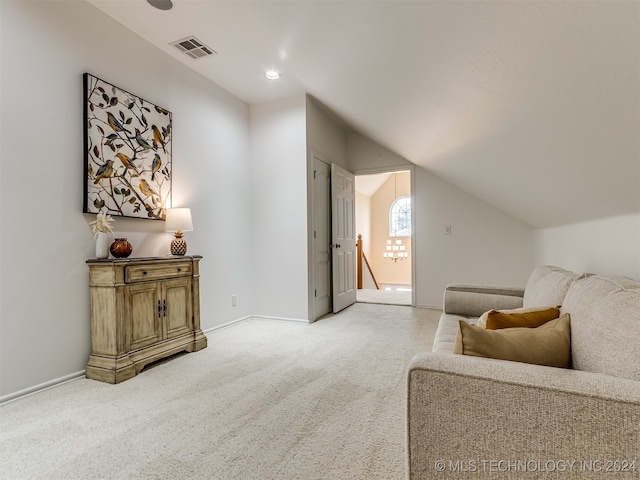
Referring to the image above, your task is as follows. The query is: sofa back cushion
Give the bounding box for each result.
[523,265,580,308]
[562,275,640,381]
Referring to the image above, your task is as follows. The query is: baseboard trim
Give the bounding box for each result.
[250,315,309,324]
[3,314,309,405]
[0,370,85,406]
[202,315,254,334]
[201,314,308,334]
[414,303,444,310]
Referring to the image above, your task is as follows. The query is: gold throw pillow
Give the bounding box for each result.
[476,306,560,329]
[454,314,571,368]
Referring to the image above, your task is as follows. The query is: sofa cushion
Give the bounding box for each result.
[454,314,571,368]
[432,313,475,353]
[477,305,560,329]
[523,265,580,308]
[562,275,640,381]
[443,285,524,317]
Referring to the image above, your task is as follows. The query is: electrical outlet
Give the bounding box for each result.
[444,225,452,235]
[232,295,237,307]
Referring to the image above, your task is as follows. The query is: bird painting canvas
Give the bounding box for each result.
[83,73,172,220]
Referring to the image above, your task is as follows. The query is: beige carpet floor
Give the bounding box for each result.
[0,303,440,480]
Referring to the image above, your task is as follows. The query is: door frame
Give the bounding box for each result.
[353,165,416,307]
[308,151,331,322]
[309,153,332,321]
[308,159,416,318]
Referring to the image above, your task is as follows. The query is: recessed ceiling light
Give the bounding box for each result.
[147,0,173,11]
[265,70,281,80]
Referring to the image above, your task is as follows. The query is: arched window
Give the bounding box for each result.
[389,196,411,237]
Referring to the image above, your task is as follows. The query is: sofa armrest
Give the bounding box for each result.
[407,353,640,480]
[443,284,524,317]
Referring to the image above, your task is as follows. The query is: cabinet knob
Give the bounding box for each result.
[177,268,182,272]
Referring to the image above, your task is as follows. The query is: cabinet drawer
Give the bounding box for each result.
[125,261,192,283]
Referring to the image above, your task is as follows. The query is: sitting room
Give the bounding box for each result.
[1,1,638,479]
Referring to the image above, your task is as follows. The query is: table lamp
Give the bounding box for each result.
[165,208,193,255]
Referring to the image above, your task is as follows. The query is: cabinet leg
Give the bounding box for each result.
[192,330,208,351]
[85,354,136,384]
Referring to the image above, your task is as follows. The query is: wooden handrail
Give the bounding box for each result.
[357,234,380,290]
[363,252,380,290]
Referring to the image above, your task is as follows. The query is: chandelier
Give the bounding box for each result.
[384,238,408,262]
[384,172,408,262]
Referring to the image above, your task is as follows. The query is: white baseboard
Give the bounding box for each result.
[202,315,254,334]
[3,315,309,405]
[201,314,308,335]
[250,315,309,324]
[0,370,85,406]
[414,303,444,310]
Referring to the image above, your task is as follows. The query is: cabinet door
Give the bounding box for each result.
[163,277,193,339]
[127,282,163,350]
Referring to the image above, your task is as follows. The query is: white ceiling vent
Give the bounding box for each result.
[170,36,217,60]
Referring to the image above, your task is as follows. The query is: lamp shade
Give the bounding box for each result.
[165,208,193,232]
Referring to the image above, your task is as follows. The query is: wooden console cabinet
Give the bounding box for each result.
[85,256,207,383]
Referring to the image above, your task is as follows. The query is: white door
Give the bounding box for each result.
[331,164,357,313]
[312,157,332,320]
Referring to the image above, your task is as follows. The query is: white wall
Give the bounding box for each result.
[348,131,413,173]
[0,1,253,398]
[306,97,348,169]
[348,132,535,307]
[250,96,308,321]
[355,192,372,259]
[534,213,640,279]
[413,167,535,307]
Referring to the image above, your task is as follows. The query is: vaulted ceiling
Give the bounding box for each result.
[88,0,639,229]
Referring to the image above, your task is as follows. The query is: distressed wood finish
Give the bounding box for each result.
[85,256,207,384]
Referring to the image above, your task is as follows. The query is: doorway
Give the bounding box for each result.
[310,155,358,320]
[354,170,412,306]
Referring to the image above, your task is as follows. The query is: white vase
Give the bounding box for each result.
[95,232,109,259]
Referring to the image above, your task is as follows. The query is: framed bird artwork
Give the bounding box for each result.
[83,73,172,220]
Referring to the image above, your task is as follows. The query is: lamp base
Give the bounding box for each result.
[170,233,187,255]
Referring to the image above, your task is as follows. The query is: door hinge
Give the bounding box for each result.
[314,230,317,239]
[315,289,317,298]
[313,170,317,179]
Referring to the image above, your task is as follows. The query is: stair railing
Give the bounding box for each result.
[357,234,380,290]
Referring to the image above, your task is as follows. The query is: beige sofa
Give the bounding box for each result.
[407,266,640,479]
